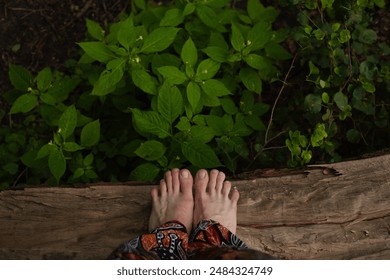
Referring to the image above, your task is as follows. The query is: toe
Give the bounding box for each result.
[208,169,219,193]
[179,169,193,196]
[222,181,231,197]
[151,187,159,201]
[215,171,226,193]
[230,187,240,204]
[194,169,208,195]
[164,170,173,193]
[171,168,180,194]
[159,179,167,198]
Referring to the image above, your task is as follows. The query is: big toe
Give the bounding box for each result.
[194,169,209,195]
[179,169,193,195]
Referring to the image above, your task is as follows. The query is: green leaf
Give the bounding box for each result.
[201,79,231,97]
[245,54,268,70]
[135,140,167,161]
[181,37,198,66]
[359,29,377,44]
[202,46,229,62]
[322,92,330,104]
[334,91,349,111]
[190,125,215,143]
[308,61,320,76]
[129,163,160,181]
[346,129,361,144]
[160,8,184,27]
[359,60,377,81]
[72,168,85,179]
[339,29,351,43]
[46,76,81,103]
[196,59,220,80]
[209,32,229,49]
[80,120,101,147]
[231,24,246,51]
[373,0,385,8]
[158,82,184,123]
[301,150,312,163]
[157,66,187,85]
[117,17,135,50]
[187,81,201,110]
[36,144,55,159]
[134,0,146,10]
[83,153,94,166]
[244,115,265,131]
[196,5,226,32]
[205,115,230,136]
[36,67,52,92]
[132,109,170,139]
[120,140,143,157]
[265,42,292,60]
[321,0,335,8]
[92,58,126,96]
[3,162,18,175]
[183,3,196,16]
[63,142,84,152]
[201,93,220,107]
[304,94,322,113]
[220,97,238,115]
[141,27,179,53]
[176,116,191,131]
[181,140,221,168]
[58,105,78,139]
[78,42,116,63]
[131,66,157,95]
[49,148,66,182]
[246,22,271,52]
[10,94,38,114]
[239,67,262,94]
[86,18,104,40]
[311,123,328,147]
[231,115,253,137]
[247,0,264,21]
[9,64,33,91]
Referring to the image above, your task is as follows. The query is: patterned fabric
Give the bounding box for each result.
[108,219,275,260]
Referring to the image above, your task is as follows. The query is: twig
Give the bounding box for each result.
[245,56,297,171]
[264,54,297,145]
[76,0,94,18]
[12,168,27,188]
[341,37,353,92]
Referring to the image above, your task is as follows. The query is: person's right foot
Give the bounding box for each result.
[193,169,240,234]
[148,169,194,232]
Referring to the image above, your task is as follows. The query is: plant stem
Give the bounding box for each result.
[264,54,297,145]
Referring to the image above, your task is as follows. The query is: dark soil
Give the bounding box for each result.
[0,0,130,94]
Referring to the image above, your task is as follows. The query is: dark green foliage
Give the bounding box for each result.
[1,0,388,189]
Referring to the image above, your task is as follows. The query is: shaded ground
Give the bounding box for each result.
[0,0,130,95]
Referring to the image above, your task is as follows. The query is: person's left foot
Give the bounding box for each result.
[148,169,194,232]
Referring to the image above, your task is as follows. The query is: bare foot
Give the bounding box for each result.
[148,169,194,232]
[193,169,240,234]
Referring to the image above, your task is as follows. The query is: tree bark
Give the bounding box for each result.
[0,154,389,259]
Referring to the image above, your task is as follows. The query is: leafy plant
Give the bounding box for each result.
[1,0,388,189]
[280,0,389,166]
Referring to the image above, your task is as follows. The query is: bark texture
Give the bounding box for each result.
[0,154,389,259]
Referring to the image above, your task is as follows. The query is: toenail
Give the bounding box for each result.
[198,170,206,178]
[233,186,238,191]
[181,170,189,178]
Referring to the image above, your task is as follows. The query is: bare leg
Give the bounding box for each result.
[148,168,194,232]
[193,169,239,234]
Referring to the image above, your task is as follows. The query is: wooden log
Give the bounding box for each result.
[0,154,389,259]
